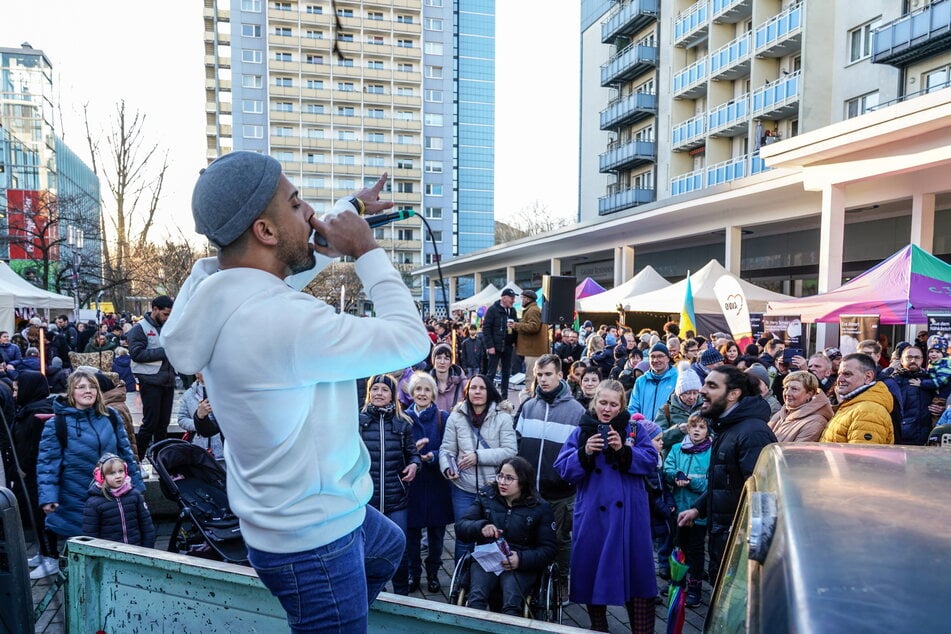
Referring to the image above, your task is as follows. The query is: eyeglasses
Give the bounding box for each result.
[496,474,517,484]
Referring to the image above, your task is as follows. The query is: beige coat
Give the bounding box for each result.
[768,391,835,442]
[513,300,549,357]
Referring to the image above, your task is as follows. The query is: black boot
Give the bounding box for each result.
[686,579,703,608]
[586,604,609,632]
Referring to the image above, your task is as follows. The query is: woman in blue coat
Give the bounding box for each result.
[36,370,144,570]
[554,378,658,634]
[404,371,453,593]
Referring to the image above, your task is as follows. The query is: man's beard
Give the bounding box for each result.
[700,393,729,419]
[278,234,316,275]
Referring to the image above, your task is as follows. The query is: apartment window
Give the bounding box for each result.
[848,19,881,63]
[425,90,443,103]
[368,35,384,45]
[425,18,443,31]
[274,77,292,87]
[397,15,413,24]
[306,153,326,164]
[305,128,324,138]
[367,11,383,20]
[305,30,323,39]
[338,130,356,141]
[338,178,356,190]
[425,184,442,196]
[925,65,951,92]
[242,124,264,138]
[366,155,385,167]
[368,60,384,70]
[425,113,444,126]
[397,182,414,194]
[275,52,292,61]
[397,159,414,169]
[242,74,263,88]
[303,176,326,188]
[337,82,355,92]
[272,2,291,10]
[366,132,385,142]
[306,54,323,64]
[337,106,355,116]
[846,91,879,118]
[274,151,294,162]
[397,229,415,241]
[425,65,443,79]
[337,57,354,67]
[337,33,354,42]
[337,8,353,17]
[634,125,654,142]
[397,39,413,48]
[306,79,324,89]
[274,126,294,137]
[397,63,414,72]
[304,103,325,114]
[242,0,262,11]
[305,5,322,14]
[425,0,443,6]
[430,231,443,242]
[397,87,414,96]
[395,110,414,121]
[242,50,263,63]
[242,99,264,113]
[636,78,655,94]
[274,27,291,37]
[241,24,262,37]
[374,228,386,240]
[425,160,443,173]
[425,136,443,150]
[367,108,385,119]
[274,102,293,112]
[396,134,414,144]
[633,171,654,190]
[425,253,440,264]
[337,154,356,165]
[366,84,385,94]
[424,206,443,219]
[425,42,444,55]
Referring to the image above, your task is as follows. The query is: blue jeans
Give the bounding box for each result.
[451,487,477,563]
[247,506,405,633]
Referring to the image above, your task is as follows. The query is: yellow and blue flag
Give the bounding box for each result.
[680,273,697,335]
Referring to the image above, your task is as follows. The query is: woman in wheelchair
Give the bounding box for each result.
[455,457,557,616]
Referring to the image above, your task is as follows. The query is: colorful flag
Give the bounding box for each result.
[680,273,697,335]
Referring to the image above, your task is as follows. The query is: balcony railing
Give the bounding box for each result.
[600,91,658,130]
[671,153,770,196]
[752,69,800,116]
[872,0,951,66]
[753,2,803,55]
[599,139,657,172]
[598,186,656,215]
[711,0,753,23]
[601,43,659,86]
[709,32,751,79]
[675,1,709,46]
[671,168,704,196]
[671,113,706,148]
[707,94,749,135]
[673,57,708,95]
[601,0,660,43]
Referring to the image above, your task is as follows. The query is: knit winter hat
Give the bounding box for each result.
[192,151,283,247]
[640,420,662,440]
[649,342,670,357]
[746,363,770,388]
[701,348,724,366]
[431,343,453,362]
[368,374,398,395]
[675,362,702,395]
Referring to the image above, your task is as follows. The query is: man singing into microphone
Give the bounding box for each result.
[161,152,430,632]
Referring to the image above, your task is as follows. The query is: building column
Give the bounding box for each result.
[473,272,482,291]
[549,258,562,276]
[725,226,742,275]
[816,184,846,350]
[614,245,635,287]
[449,276,458,305]
[506,266,516,286]
[428,278,436,317]
[908,192,936,340]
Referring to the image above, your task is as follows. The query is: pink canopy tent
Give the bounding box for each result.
[575,277,607,299]
[766,244,951,324]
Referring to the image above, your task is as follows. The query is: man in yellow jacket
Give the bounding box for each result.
[512,289,549,382]
[820,353,894,444]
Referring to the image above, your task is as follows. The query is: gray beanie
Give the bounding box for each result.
[191,151,283,247]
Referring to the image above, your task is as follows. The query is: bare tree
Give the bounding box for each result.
[84,100,169,311]
[496,200,573,243]
[304,261,364,313]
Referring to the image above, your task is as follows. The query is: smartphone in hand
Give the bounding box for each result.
[597,424,611,446]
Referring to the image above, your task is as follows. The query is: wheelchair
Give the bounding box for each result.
[447,552,563,624]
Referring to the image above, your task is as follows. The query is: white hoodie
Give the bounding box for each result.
[161,247,430,553]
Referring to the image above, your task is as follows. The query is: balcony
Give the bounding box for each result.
[599,139,657,172]
[600,91,658,130]
[671,113,706,150]
[601,43,659,86]
[672,57,708,99]
[709,32,751,81]
[675,1,709,48]
[711,0,753,24]
[872,0,951,66]
[601,0,659,43]
[707,94,749,137]
[753,2,803,57]
[706,152,770,187]
[598,187,656,215]
[751,69,800,118]
[671,168,704,196]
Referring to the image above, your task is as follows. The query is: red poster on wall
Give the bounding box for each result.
[5,189,56,260]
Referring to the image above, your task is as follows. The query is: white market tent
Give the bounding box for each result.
[575,265,671,312]
[619,259,794,314]
[0,261,75,333]
[450,283,498,312]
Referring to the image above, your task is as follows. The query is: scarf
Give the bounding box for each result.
[839,381,877,403]
[364,402,396,417]
[108,476,133,498]
[468,406,488,428]
[535,382,563,404]
[682,437,712,454]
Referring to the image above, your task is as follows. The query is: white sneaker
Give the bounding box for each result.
[29,557,59,580]
[28,553,43,568]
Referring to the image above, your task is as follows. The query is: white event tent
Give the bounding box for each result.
[575,265,671,312]
[0,261,75,333]
[450,282,524,313]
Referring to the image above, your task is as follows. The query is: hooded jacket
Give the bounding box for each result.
[654,391,701,454]
[159,251,430,554]
[439,400,517,494]
[82,481,156,548]
[11,370,51,477]
[515,380,585,500]
[820,382,894,444]
[769,391,835,442]
[627,364,679,421]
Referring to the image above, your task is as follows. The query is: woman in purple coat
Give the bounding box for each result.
[554,379,658,634]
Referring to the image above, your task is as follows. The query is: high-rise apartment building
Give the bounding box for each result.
[203,0,496,309]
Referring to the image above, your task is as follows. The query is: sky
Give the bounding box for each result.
[0,1,580,240]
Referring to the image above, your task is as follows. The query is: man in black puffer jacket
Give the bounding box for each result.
[884,345,937,445]
[677,366,776,582]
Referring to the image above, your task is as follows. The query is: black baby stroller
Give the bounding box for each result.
[146,438,248,565]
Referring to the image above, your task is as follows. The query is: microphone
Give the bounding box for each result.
[366,209,415,228]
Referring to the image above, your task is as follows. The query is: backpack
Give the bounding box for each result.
[55,406,123,450]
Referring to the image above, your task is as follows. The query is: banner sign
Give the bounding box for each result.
[763,315,802,346]
[928,314,951,338]
[839,314,879,355]
[749,313,764,340]
[713,275,753,350]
